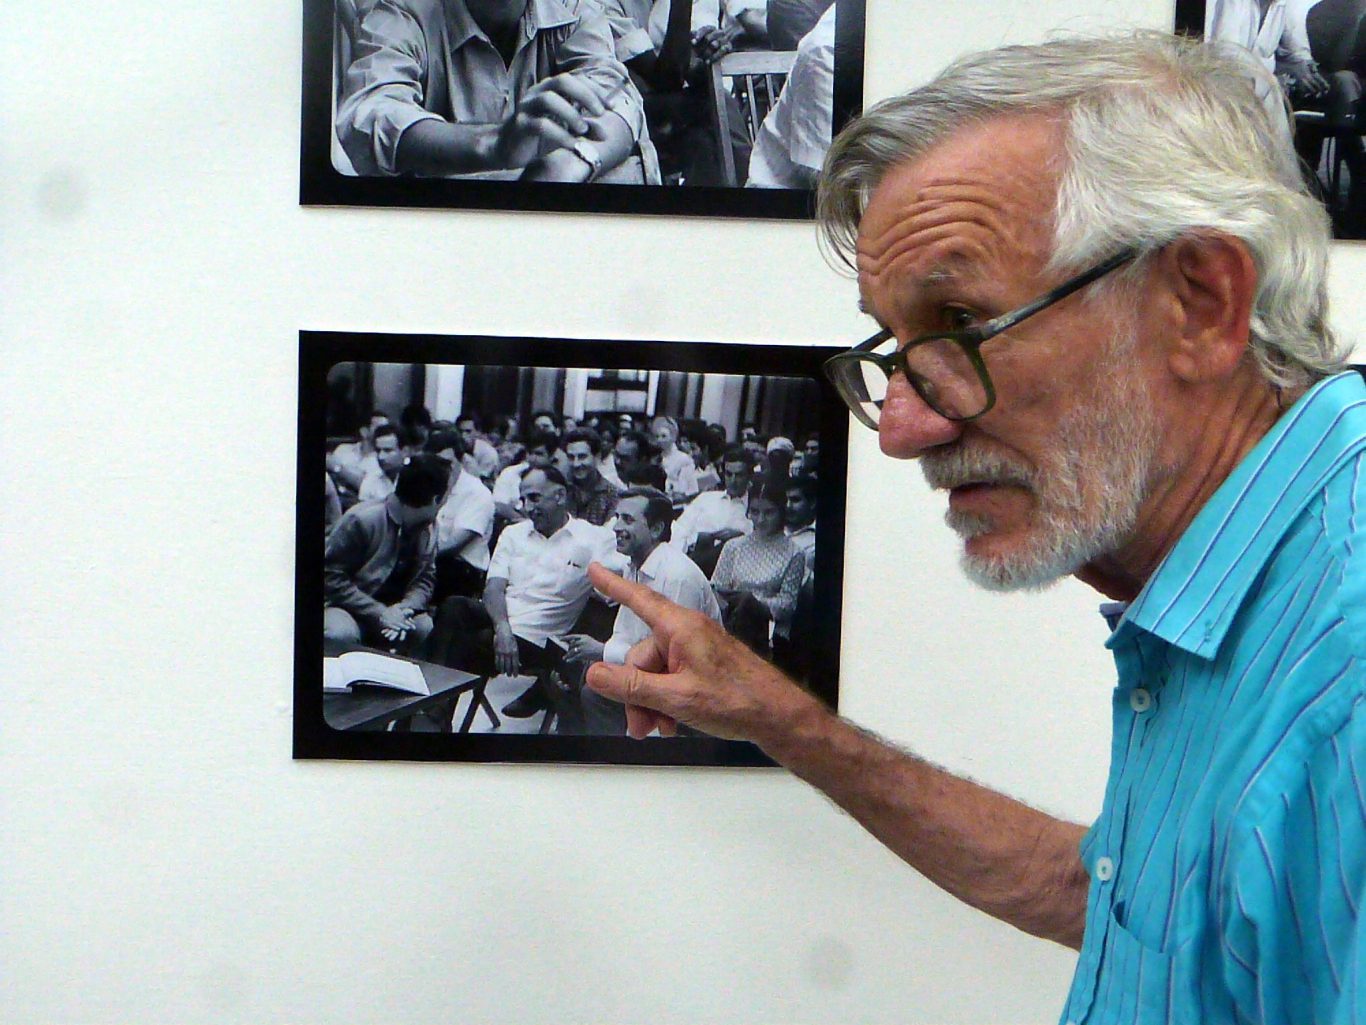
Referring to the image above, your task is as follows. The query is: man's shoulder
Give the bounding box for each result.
[344,499,390,526]
[647,541,710,581]
[454,470,494,501]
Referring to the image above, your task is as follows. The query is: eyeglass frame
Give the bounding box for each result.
[823,246,1141,428]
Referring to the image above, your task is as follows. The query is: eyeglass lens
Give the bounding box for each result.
[842,336,989,424]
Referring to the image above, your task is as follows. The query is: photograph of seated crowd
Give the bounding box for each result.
[322,360,825,737]
[331,0,837,187]
[1205,0,1366,237]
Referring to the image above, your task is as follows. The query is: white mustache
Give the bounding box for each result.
[920,446,1034,492]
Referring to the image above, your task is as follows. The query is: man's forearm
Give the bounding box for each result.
[759,697,1091,948]
[395,119,503,175]
[483,579,513,630]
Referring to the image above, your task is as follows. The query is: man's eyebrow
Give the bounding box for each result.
[857,263,963,320]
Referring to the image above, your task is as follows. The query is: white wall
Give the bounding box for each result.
[4,2,1364,1023]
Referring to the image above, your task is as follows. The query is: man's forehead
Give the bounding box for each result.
[854,115,1063,296]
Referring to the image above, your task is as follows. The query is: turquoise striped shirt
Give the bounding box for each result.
[1060,370,1366,1025]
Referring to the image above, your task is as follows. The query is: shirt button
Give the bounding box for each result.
[1129,688,1152,712]
[1095,856,1115,882]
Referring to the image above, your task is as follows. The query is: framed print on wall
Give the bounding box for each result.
[1184,0,1366,240]
[299,0,866,218]
[295,331,850,765]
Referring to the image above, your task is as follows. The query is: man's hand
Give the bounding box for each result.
[493,73,610,170]
[1280,58,1330,101]
[562,633,606,664]
[584,562,820,741]
[378,605,412,642]
[493,623,521,677]
[692,24,742,65]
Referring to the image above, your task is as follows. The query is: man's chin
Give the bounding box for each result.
[954,527,1072,593]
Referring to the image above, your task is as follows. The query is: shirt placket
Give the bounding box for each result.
[1061,636,1150,1025]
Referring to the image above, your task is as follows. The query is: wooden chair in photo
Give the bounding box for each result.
[709,49,798,186]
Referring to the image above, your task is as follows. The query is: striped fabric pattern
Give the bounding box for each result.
[1059,371,1366,1025]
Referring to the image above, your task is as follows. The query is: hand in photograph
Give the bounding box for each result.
[692,23,743,65]
[496,73,606,168]
[493,622,522,677]
[378,604,413,642]
[561,633,606,664]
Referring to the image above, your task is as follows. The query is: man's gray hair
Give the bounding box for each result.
[817,31,1347,388]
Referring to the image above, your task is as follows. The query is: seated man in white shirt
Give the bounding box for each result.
[669,443,754,573]
[356,423,409,503]
[424,429,497,600]
[560,486,722,734]
[427,466,617,718]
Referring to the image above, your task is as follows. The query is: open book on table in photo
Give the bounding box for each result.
[323,651,429,696]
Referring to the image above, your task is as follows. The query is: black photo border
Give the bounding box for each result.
[295,330,851,765]
[299,0,866,219]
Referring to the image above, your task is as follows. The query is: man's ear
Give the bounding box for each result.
[1154,233,1257,384]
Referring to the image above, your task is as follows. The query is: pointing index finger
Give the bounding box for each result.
[587,561,679,629]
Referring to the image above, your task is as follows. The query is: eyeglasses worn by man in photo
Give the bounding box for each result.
[823,247,1140,427]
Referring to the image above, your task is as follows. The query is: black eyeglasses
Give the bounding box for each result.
[823,248,1139,428]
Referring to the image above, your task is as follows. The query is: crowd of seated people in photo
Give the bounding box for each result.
[323,404,822,734]
[331,0,836,187]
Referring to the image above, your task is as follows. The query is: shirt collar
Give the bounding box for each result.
[635,541,670,583]
[447,0,577,49]
[1112,371,1366,658]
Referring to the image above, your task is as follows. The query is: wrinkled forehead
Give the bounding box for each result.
[855,114,1065,290]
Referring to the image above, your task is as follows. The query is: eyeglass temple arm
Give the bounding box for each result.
[978,248,1140,337]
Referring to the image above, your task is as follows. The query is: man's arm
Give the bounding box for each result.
[583,564,1091,948]
[323,515,388,622]
[482,576,521,677]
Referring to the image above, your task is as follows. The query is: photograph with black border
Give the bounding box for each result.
[296,331,849,765]
[1183,0,1366,240]
[299,0,866,218]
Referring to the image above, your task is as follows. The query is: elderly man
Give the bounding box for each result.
[429,466,616,718]
[337,0,646,182]
[585,32,1365,1023]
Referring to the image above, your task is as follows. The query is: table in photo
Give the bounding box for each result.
[323,645,498,733]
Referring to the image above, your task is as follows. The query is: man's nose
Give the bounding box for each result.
[877,371,964,459]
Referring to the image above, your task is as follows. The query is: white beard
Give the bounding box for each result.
[922,330,1161,592]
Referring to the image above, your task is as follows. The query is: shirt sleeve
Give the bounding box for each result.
[336,0,447,175]
[670,496,701,551]
[1220,701,1366,1024]
[487,524,519,582]
[589,0,657,62]
[446,481,495,540]
[492,466,522,505]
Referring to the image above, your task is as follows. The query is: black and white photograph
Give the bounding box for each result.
[299,0,866,217]
[1193,0,1366,238]
[295,332,849,765]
